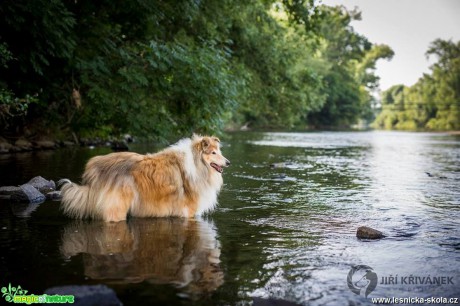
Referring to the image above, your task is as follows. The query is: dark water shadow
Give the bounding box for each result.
[60,218,223,296]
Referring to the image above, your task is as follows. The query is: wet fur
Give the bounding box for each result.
[60,135,229,222]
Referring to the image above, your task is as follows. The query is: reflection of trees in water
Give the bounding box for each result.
[60,218,223,295]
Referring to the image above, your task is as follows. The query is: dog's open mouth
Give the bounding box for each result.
[210,163,223,173]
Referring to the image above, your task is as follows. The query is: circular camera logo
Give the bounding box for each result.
[347,265,378,298]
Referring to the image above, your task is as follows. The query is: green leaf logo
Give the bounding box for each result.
[1,283,28,303]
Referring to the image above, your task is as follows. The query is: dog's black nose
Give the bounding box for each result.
[225,159,231,166]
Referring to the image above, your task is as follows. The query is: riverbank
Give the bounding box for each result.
[0,135,132,154]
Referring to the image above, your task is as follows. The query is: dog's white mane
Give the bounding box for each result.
[170,137,199,181]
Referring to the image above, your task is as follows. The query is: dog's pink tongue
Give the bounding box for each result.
[211,163,223,173]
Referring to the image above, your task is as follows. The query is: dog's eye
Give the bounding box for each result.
[212,151,216,155]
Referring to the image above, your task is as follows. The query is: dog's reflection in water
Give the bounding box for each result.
[60,218,223,295]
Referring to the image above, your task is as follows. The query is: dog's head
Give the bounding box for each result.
[198,136,230,174]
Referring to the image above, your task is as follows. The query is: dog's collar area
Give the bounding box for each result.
[210,162,223,173]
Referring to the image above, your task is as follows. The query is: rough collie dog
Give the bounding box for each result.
[60,135,230,222]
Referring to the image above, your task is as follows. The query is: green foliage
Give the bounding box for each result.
[0,88,39,129]
[227,2,326,128]
[374,39,460,131]
[0,0,328,137]
[4,0,435,140]
[0,0,245,139]
[0,0,76,76]
[78,37,240,140]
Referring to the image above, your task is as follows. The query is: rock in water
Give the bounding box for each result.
[0,137,14,153]
[26,176,56,193]
[15,138,33,151]
[0,186,29,201]
[357,226,385,239]
[34,140,56,149]
[0,186,21,199]
[11,184,46,204]
[111,141,129,152]
[44,285,122,306]
[46,191,62,201]
[0,176,53,203]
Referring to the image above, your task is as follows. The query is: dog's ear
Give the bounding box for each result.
[201,137,210,151]
[212,137,220,143]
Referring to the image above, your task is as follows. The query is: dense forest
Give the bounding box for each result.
[0,1,457,142]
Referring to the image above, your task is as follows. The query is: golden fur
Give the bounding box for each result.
[60,135,230,222]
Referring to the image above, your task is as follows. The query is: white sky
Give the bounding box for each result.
[320,0,460,91]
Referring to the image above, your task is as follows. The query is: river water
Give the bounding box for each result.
[0,131,459,305]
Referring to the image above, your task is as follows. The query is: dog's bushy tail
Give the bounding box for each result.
[59,179,94,219]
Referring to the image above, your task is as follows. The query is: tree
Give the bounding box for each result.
[2,0,408,140]
[228,2,326,129]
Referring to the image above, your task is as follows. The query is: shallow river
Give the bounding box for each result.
[0,131,459,305]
